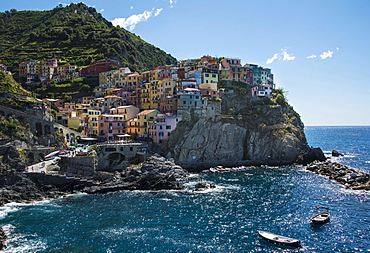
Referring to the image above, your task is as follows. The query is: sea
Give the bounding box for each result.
[0,126,369,252]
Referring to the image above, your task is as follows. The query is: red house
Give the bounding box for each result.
[80,60,120,77]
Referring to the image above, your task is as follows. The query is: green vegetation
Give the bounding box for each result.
[0,3,177,72]
[0,115,32,142]
[273,88,288,105]
[0,71,30,95]
[33,77,92,100]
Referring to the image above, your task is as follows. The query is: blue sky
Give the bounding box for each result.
[1,0,370,126]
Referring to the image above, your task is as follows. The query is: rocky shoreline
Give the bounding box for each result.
[306,160,370,190]
[0,154,188,206]
[0,153,188,249]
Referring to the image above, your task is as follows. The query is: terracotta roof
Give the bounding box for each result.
[137,109,157,116]
[104,95,120,98]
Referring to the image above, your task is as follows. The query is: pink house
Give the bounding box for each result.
[99,114,127,141]
[148,113,182,143]
[251,84,273,98]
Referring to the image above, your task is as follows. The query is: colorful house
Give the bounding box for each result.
[251,84,273,98]
[80,59,119,77]
[135,109,160,138]
[148,113,182,143]
[109,105,140,121]
[99,114,127,141]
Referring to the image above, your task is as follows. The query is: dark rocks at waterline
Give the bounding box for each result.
[193,182,216,191]
[295,147,327,165]
[83,154,189,194]
[332,150,344,157]
[306,161,370,190]
[0,154,189,205]
[0,170,67,205]
[0,227,6,251]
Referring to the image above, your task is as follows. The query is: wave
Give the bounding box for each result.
[2,224,47,253]
[0,202,30,219]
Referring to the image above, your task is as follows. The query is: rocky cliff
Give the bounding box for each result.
[161,86,319,169]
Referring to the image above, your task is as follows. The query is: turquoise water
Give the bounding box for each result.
[1,126,370,252]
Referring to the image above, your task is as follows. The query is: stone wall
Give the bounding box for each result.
[26,172,94,187]
[59,156,97,177]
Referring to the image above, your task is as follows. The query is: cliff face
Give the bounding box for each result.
[162,87,309,169]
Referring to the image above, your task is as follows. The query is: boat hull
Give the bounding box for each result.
[258,230,301,248]
[310,212,330,224]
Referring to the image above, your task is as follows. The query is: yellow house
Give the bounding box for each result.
[135,109,159,138]
[219,69,230,81]
[79,108,101,136]
[120,72,141,91]
[68,117,84,132]
[201,67,219,84]
[141,82,151,110]
[126,118,139,136]
[149,80,159,110]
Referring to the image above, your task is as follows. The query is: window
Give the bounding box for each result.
[166,125,171,130]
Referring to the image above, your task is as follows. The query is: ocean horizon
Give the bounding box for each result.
[1,126,369,252]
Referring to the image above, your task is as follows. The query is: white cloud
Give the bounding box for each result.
[320,50,334,59]
[100,9,104,13]
[266,49,295,64]
[130,6,134,10]
[307,54,317,59]
[111,8,163,31]
[58,2,68,7]
[154,8,163,17]
[336,47,340,51]
[282,50,295,61]
[170,0,176,8]
[266,53,279,64]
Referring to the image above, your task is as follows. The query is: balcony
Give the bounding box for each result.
[104,118,125,122]
[108,126,126,130]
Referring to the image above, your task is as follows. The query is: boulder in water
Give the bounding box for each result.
[332,150,344,157]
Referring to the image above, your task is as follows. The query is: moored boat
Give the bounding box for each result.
[310,212,330,224]
[257,230,302,248]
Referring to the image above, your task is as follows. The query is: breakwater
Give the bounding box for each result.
[306,160,370,190]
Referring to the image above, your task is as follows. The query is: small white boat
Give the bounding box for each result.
[310,212,330,224]
[257,230,302,248]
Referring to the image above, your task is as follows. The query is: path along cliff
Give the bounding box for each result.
[160,86,324,170]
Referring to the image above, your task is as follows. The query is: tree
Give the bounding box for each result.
[79,84,90,92]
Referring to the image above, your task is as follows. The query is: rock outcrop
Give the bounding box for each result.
[0,148,188,205]
[161,87,318,169]
[332,150,344,157]
[85,154,188,193]
[295,147,327,165]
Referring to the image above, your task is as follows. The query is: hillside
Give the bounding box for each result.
[0,71,30,95]
[0,3,177,72]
